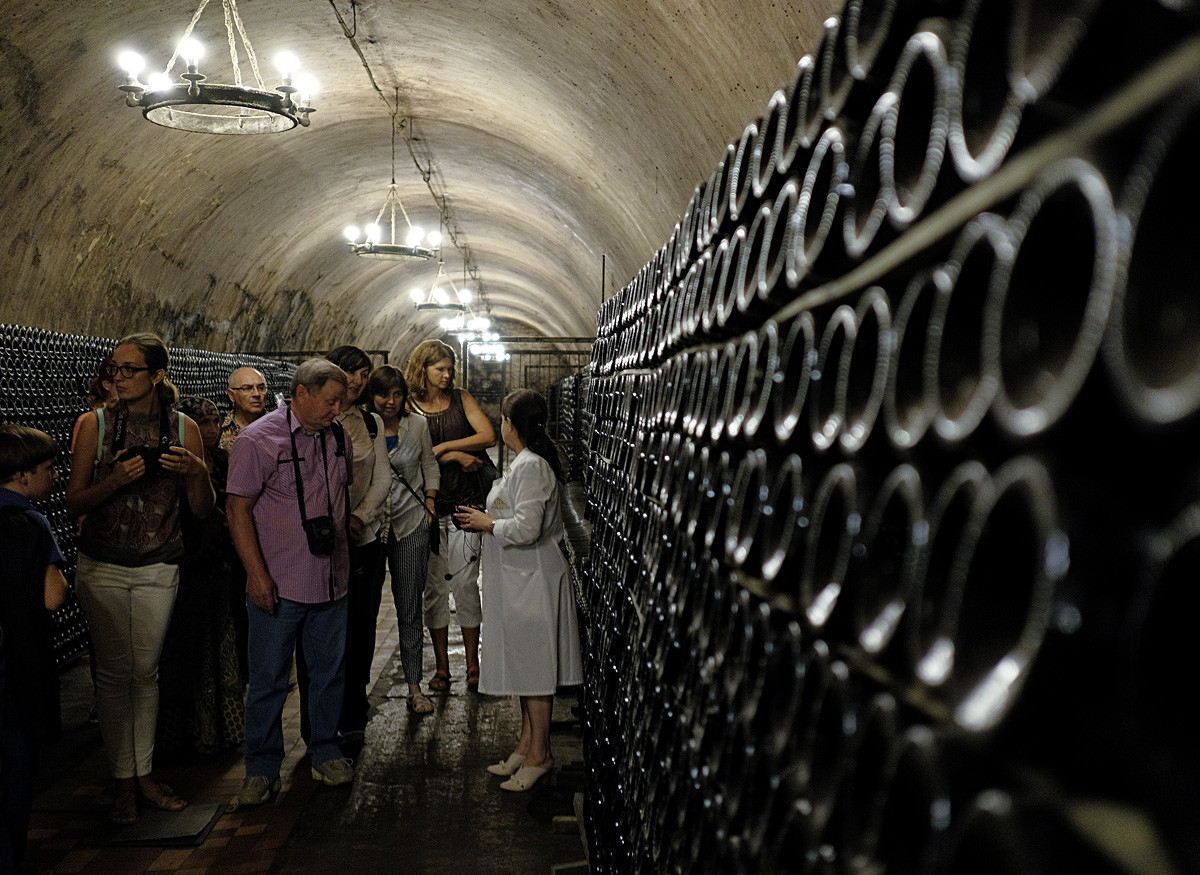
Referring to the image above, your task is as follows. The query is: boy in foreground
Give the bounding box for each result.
[0,423,69,871]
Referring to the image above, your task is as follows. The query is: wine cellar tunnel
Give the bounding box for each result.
[4,0,1200,872]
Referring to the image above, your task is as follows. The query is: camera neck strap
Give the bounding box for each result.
[286,407,335,529]
[110,402,174,456]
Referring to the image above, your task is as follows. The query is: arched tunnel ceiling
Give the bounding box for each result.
[0,0,838,360]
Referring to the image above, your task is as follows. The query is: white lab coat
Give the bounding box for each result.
[478,449,583,696]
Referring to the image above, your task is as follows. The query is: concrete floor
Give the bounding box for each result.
[26,599,589,874]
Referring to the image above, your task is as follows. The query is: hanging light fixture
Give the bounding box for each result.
[344,116,441,260]
[117,0,315,134]
[409,256,470,311]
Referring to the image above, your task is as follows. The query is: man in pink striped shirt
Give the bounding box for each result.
[227,359,356,806]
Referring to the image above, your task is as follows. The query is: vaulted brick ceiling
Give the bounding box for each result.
[0,0,835,357]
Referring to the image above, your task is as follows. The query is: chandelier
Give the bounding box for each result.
[410,257,473,311]
[117,0,315,134]
[344,117,442,260]
[441,313,507,362]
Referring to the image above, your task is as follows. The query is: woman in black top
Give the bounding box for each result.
[404,340,496,693]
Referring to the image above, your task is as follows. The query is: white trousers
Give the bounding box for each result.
[423,517,483,628]
[75,553,179,779]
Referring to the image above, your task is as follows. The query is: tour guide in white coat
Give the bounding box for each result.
[454,388,583,793]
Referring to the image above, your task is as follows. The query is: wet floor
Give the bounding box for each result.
[26,602,589,874]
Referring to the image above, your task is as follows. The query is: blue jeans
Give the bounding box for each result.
[244,596,347,777]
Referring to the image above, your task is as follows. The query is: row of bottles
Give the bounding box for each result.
[0,324,293,665]
[579,0,1200,871]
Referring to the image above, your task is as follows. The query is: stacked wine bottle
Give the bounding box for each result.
[0,325,294,666]
[550,372,594,482]
[581,0,1200,871]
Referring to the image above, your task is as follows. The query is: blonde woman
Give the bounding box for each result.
[404,340,496,693]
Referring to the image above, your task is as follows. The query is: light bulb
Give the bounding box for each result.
[365,224,381,244]
[468,316,489,332]
[297,75,318,104]
[179,39,204,67]
[146,72,173,91]
[433,287,449,305]
[459,288,474,305]
[275,52,299,77]
[427,230,443,248]
[344,225,361,243]
[406,226,424,247]
[409,287,424,304]
[118,51,145,77]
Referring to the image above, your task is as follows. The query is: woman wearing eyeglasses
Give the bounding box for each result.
[66,333,215,826]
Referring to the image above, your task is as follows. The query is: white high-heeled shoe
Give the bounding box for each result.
[486,753,525,776]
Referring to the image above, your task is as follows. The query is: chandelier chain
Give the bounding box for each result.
[161,0,265,90]
[164,0,211,74]
[329,0,487,307]
[222,0,243,87]
[226,0,267,90]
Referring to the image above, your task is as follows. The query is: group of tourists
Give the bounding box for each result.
[0,331,582,869]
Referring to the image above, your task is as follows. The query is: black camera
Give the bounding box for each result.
[115,445,172,475]
[452,504,485,530]
[302,515,338,556]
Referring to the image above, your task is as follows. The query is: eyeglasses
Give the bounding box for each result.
[105,364,151,378]
[231,383,268,393]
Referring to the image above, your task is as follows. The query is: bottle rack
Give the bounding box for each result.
[580,1,1200,872]
[0,324,295,666]
[550,372,594,482]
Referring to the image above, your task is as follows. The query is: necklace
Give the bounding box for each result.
[411,393,451,416]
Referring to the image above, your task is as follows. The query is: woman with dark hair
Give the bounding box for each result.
[66,332,215,825]
[455,389,583,793]
[365,365,439,714]
[156,397,245,755]
[297,345,391,741]
[404,339,496,693]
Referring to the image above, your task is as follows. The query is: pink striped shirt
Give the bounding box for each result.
[227,405,352,603]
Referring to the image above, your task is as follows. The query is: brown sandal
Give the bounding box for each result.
[466,666,480,691]
[138,780,188,812]
[428,672,451,693]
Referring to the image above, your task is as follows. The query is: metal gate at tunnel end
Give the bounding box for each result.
[461,335,594,477]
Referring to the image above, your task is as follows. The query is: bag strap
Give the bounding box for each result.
[94,408,106,469]
[330,420,353,531]
[390,462,430,510]
[387,426,430,510]
[360,408,378,440]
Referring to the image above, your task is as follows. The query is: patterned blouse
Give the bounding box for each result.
[78,409,185,567]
